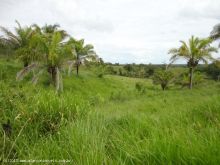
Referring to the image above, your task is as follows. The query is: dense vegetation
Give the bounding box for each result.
[0,22,220,164]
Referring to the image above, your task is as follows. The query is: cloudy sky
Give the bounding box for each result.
[0,0,219,64]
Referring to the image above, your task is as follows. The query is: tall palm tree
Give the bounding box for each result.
[169,36,217,89]
[0,21,35,67]
[67,38,96,76]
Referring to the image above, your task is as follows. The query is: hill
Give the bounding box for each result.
[1,58,220,164]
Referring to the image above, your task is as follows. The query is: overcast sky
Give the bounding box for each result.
[0,0,219,64]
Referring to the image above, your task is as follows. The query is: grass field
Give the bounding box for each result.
[1,59,220,164]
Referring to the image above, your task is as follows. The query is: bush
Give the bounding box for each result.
[109,90,128,102]
[175,71,205,88]
[93,64,106,78]
[135,82,146,94]
[204,62,220,80]
[153,69,174,90]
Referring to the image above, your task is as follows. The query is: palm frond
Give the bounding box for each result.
[15,20,22,30]
[210,23,220,40]
[31,69,44,85]
[169,35,217,67]
[16,63,38,81]
[55,67,63,92]
[0,26,20,46]
[65,60,75,76]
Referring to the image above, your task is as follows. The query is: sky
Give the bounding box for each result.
[0,0,220,64]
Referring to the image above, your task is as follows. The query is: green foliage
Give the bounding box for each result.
[205,61,220,80]
[0,60,220,163]
[67,38,97,76]
[175,71,205,88]
[135,82,146,93]
[0,22,99,92]
[153,69,174,90]
[169,36,217,89]
[108,64,157,78]
[93,64,105,78]
[0,21,44,67]
[169,36,217,66]
[210,23,220,43]
[105,65,117,74]
[0,22,220,164]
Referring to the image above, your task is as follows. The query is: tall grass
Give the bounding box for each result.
[0,59,220,164]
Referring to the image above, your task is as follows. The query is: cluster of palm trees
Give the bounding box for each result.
[0,21,99,92]
[1,21,220,91]
[166,23,220,90]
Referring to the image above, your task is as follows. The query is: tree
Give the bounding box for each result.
[168,36,217,89]
[0,21,35,67]
[16,30,73,92]
[67,38,96,76]
[153,69,174,90]
[210,23,220,45]
[204,60,220,80]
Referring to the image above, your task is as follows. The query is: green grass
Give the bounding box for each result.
[1,58,220,164]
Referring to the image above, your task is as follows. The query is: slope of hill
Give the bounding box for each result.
[1,58,220,164]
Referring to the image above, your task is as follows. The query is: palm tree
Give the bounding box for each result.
[210,23,220,44]
[168,36,217,89]
[16,31,73,92]
[153,64,175,90]
[0,21,35,67]
[67,38,96,76]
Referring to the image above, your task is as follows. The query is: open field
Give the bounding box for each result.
[1,59,220,164]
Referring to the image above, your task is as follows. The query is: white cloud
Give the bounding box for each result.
[0,0,219,63]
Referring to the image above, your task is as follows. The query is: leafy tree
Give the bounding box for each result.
[205,60,220,80]
[124,64,133,72]
[146,68,154,77]
[105,65,116,74]
[153,69,174,90]
[169,36,217,89]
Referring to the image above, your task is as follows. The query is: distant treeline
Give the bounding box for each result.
[102,63,220,80]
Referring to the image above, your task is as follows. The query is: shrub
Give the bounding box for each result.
[175,71,205,88]
[135,82,146,94]
[153,69,174,90]
[109,90,128,102]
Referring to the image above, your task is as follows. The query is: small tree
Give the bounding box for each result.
[67,38,96,76]
[153,69,174,90]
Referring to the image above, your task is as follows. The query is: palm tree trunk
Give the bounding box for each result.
[76,64,79,76]
[24,61,29,68]
[189,67,193,89]
[161,84,165,90]
[51,66,57,86]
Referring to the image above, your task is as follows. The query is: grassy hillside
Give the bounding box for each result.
[1,58,220,164]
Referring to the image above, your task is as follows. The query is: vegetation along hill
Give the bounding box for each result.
[0,21,220,164]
